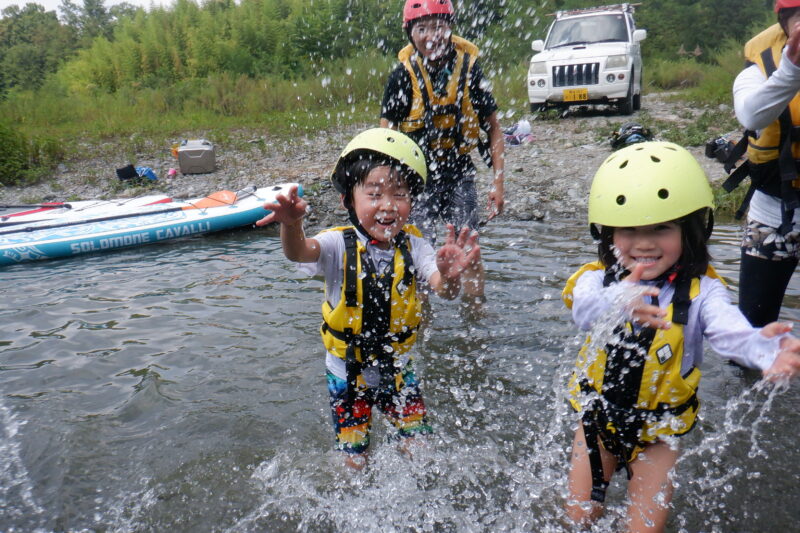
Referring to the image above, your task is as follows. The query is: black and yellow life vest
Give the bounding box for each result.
[562,261,723,502]
[723,23,800,232]
[320,226,423,405]
[397,35,485,166]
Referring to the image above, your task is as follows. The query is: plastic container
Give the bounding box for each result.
[178,139,216,174]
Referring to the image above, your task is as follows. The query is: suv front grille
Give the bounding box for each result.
[552,63,600,87]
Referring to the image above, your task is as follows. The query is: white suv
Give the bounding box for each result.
[527,3,646,115]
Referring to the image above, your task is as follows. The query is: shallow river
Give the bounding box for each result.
[1,217,798,532]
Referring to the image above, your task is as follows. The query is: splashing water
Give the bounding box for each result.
[0,399,43,520]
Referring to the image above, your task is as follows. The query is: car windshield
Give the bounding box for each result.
[546,14,629,48]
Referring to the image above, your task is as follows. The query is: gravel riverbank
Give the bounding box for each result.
[1,93,733,235]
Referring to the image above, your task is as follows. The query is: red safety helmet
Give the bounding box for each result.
[776,0,800,12]
[403,0,455,29]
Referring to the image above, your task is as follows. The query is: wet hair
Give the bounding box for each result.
[596,208,712,280]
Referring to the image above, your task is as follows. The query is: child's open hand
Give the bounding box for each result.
[760,322,800,381]
[255,184,307,227]
[622,262,671,330]
[436,225,480,280]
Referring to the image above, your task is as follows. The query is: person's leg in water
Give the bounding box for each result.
[738,219,799,326]
[440,173,486,307]
[377,361,433,459]
[327,371,374,469]
[410,179,447,244]
[625,441,679,533]
[566,424,618,526]
[410,179,447,324]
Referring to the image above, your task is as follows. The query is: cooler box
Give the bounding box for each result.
[178,139,216,174]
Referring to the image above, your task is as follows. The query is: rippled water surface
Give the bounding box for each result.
[1,219,798,531]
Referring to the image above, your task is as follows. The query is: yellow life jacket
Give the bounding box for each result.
[561,261,724,502]
[744,23,800,165]
[397,35,483,161]
[319,225,423,398]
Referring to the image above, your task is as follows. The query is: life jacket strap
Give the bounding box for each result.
[671,276,692,325]
[343,229,358,307]
[581,404,610,503]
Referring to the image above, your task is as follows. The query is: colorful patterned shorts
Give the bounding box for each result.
[741,219,800,261]
[326,361,433,455]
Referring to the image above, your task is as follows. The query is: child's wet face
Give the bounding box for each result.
[410,16,452,61]
[612,222,682,280]
[351,166,412,247]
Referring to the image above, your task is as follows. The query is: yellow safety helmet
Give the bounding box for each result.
[588,141,713,232]
[331,128,427,197]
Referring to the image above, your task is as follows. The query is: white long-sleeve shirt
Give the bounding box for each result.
[571,269,783,373]
[733,47,800,227]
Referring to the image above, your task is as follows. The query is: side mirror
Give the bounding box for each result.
[532,39,544,52]
[633,29,647,42]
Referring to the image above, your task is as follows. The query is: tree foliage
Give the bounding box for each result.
[0,0,778,96]
[0,4,76,92]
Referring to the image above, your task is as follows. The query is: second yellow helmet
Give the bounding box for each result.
[588,141,713,230]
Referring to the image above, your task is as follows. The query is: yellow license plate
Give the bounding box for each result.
[563,88,589,102]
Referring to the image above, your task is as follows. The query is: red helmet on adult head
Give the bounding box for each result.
[776,0,800,12]
[403,0,455,30]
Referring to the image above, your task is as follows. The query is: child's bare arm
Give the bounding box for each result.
[428,225,481,300]
[255,185,320,263]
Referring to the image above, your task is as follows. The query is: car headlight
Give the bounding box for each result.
[605,55,628,69]
[529,61,547,75]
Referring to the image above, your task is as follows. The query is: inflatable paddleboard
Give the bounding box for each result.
[0,183,300,266]
[0,194,173,225]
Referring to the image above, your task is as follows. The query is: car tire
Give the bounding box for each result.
[619,69,635,115]
[619,83,634,115]
[633,68,642,111]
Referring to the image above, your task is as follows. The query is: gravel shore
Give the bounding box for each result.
[1,93,732,235]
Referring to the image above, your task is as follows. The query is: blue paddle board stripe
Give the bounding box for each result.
[0,206,267,265]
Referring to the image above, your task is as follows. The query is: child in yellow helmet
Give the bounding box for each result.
[256,128,483,468]
[561,141,800,531]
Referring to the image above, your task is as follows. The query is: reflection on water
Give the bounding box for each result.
[0,220,798,531]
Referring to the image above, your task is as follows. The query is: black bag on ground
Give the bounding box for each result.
[116,164,138,181]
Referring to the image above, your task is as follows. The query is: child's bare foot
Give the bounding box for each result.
[344,453,368,470]
[399,436,427,460]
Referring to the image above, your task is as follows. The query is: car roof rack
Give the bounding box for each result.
[548,3,641,17]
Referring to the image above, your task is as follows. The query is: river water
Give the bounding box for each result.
[1,218,798,532]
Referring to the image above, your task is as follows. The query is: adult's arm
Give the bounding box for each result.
[734,25,800,130]
[484,110,505,219]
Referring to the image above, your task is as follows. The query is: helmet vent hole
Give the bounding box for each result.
[387,136,395,143]
[619,160,628,169]
[650,155,661,163]
[616,195,626,205]
[658,188,669,199]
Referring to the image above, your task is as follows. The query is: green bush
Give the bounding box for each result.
[647,58,706,90]
[0,120,29,186]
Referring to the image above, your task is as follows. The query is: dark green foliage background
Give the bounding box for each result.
[0,0,775,95]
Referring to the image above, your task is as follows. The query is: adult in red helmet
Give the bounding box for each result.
[380,0,505,250]
[727,0,800,326]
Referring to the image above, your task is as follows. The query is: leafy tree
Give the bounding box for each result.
[0,4,76,91]
[59,0,114,43]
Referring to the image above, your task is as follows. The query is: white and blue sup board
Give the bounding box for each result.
[0,183,301,266]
